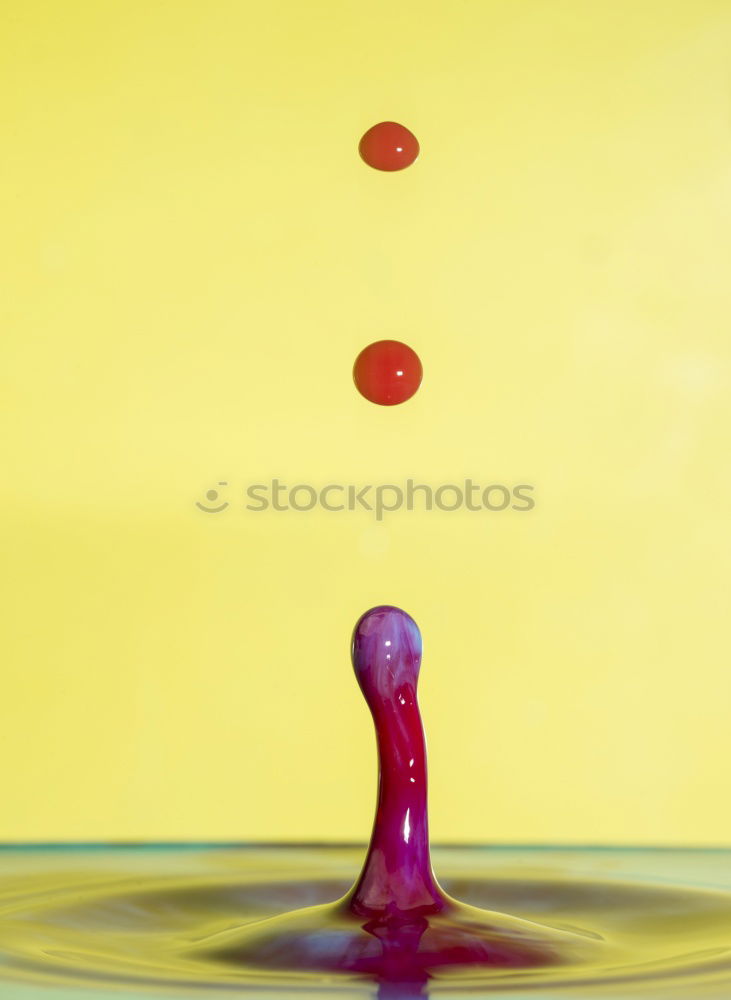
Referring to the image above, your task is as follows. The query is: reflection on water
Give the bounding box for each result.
[0,845,730,998]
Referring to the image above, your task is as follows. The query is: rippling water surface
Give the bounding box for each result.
[1,845,730,999]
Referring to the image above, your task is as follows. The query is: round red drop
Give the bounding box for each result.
[358,122,420,171]
[353,340,423,406]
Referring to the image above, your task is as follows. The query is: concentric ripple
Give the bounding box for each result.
[0,845,730,998]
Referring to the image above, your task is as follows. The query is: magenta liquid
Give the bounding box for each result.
[199,606,593,990]
[0,612,729,996]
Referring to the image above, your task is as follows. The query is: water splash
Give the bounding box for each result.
[195,607,594,987]
[0,607,730,996]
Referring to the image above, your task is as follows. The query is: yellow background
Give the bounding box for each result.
[2,0,730,845]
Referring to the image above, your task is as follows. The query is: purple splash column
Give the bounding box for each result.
[346,606,446,918]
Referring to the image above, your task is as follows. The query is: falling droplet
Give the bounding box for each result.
[359,121,420,171]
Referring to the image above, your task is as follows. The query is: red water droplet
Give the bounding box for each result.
[353,340,423,406]
[359,122,420,171]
